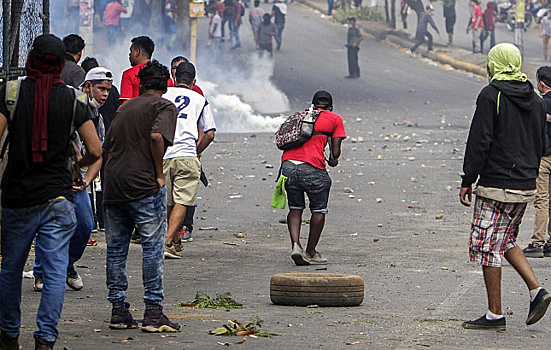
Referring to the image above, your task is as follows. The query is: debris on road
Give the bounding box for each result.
[180,292,244,310]
[209,317,279,338]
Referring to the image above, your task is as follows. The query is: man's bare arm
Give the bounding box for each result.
[150,132,166,187]
[77,120,102,167]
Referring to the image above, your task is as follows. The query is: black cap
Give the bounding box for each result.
[347,16,356,21]
[263,13,271,19]
[31,34,66,63]
[312,90,333,109]
[175,61,196,83]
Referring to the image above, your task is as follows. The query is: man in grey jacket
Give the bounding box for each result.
[61,34,86,88]
[409,4,439,53]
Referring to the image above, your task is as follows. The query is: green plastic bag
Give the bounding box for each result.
[271,175,288,209]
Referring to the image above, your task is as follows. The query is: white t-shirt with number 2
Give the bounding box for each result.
[162,86,217,159]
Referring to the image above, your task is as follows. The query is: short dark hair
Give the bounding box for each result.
[254,0,260,6]
[81,56,99,73]
[137,60,169,92]
[171,56,189,67]
[63,34,85,54]
[537,66,551,88]
[131,36,155,58]
[175,61,196,85]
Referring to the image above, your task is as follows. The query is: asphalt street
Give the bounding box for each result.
[7,2,551,349]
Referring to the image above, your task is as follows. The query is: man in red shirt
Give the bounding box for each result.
[281,91,346,265]
[167,56,204,96]
[119,36,154,104]
[103,0,127,47]
[467,0,483,54]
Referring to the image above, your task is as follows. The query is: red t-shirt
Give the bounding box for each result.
[281,110,346,169]
[119,61,147,104]
[167,78,204,96]
[103,1,127,26]
[472,6,483,28]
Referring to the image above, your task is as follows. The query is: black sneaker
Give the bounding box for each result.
[34,336,55,350]
[523,243,544,258]
[462,315,506,330]
[544,243,551,257]
[141,307,182,333]
[526,288,551,325]
[109,302,139,329]
[0,332,19,350]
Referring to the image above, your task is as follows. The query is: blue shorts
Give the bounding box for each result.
[282,162,331,214]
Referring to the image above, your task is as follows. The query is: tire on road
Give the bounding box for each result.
[270,273,364,307]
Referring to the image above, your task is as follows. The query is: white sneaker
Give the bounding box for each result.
[305,250,328,265]
[291,243,310,266]
[67,273,83,291]
[33,276,43,292]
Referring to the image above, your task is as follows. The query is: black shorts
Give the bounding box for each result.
[445,14,456,34]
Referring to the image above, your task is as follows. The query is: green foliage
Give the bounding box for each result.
[209,317,279,338]
[180,292,244,310]
[333,5,386,23]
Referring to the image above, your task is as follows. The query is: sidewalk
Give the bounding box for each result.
[297,0,540,78]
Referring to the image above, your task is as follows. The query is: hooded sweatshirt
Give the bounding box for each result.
[461,79,547,190]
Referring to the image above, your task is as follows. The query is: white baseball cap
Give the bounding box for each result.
[84,67,113,83]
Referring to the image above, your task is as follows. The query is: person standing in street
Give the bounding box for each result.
[442,0,456,46]
[400,0,409,30]
[249,0,265,49]
[61,34,86,88]
[0,34,101,350]
[467,0,483,54]
[102,60,181,333]
[482,1,496,52]
[259,13,277,58]
[209,7,222,62]
[231,0,243,49]
[345,17,363,79]
[162,62,216,259]
[103,0,127,48]
[119,36,154,104]
[540,11,551,60]
[272,0,286,50]
[460,43,551,331]
[523,66,551,258]
[281,91,346,266]
[409,5,439,54]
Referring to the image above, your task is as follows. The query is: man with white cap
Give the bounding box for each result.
[409,4,439,54]
[33,67,111,292]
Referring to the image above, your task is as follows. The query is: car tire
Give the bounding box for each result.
[270,273,364,307]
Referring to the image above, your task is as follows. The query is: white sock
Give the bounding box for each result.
[530,287,543,302]
[485,310,504,320]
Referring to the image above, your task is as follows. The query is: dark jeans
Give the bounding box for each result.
[106,25,120,47]
[104,186,167,308]
[183,205,195,233]
[282,163,332,214]
[410,30,433,52]
[401,12,408,29]
[231,22,242,46]
[34,189,94,277]
[0,198,76,343]
[328,0,334,15]
[347,45,360,77]
[275,23,285,48]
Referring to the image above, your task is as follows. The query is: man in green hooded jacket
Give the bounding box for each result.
[460,43,551,330]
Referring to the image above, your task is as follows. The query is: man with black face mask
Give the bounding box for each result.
[259,13,277,58]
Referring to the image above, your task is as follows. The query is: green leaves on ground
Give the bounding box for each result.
[179,292,244,310]
[209,317,279,338]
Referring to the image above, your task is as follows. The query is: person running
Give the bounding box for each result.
[0,34,101,350]
[409,4,439,54]
[119,36,154,104]
[102,60,181,333]
[523,66,551,258]
[460,43,551,331]
[162,62,216,259]
[281,91,346,266]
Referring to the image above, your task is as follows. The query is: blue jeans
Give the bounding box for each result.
[231,22,242,47]
[0,198,76,343]
[104,186,167,308]
[328,0,334,15]
[34,189,94,277]
[410,30,433,52]
[275,23,285,47]
[221,15,233,39]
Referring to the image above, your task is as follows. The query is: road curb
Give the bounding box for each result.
[296,0,486,77]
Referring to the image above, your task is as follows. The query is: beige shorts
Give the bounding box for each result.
[163,157,201,206]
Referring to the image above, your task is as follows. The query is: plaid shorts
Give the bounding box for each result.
[469,196,527,267]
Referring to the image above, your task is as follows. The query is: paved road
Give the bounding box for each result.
[10,3,551,349]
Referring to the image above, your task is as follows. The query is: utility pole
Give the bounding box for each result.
[515,0,525,57]
[189,0,205,63]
